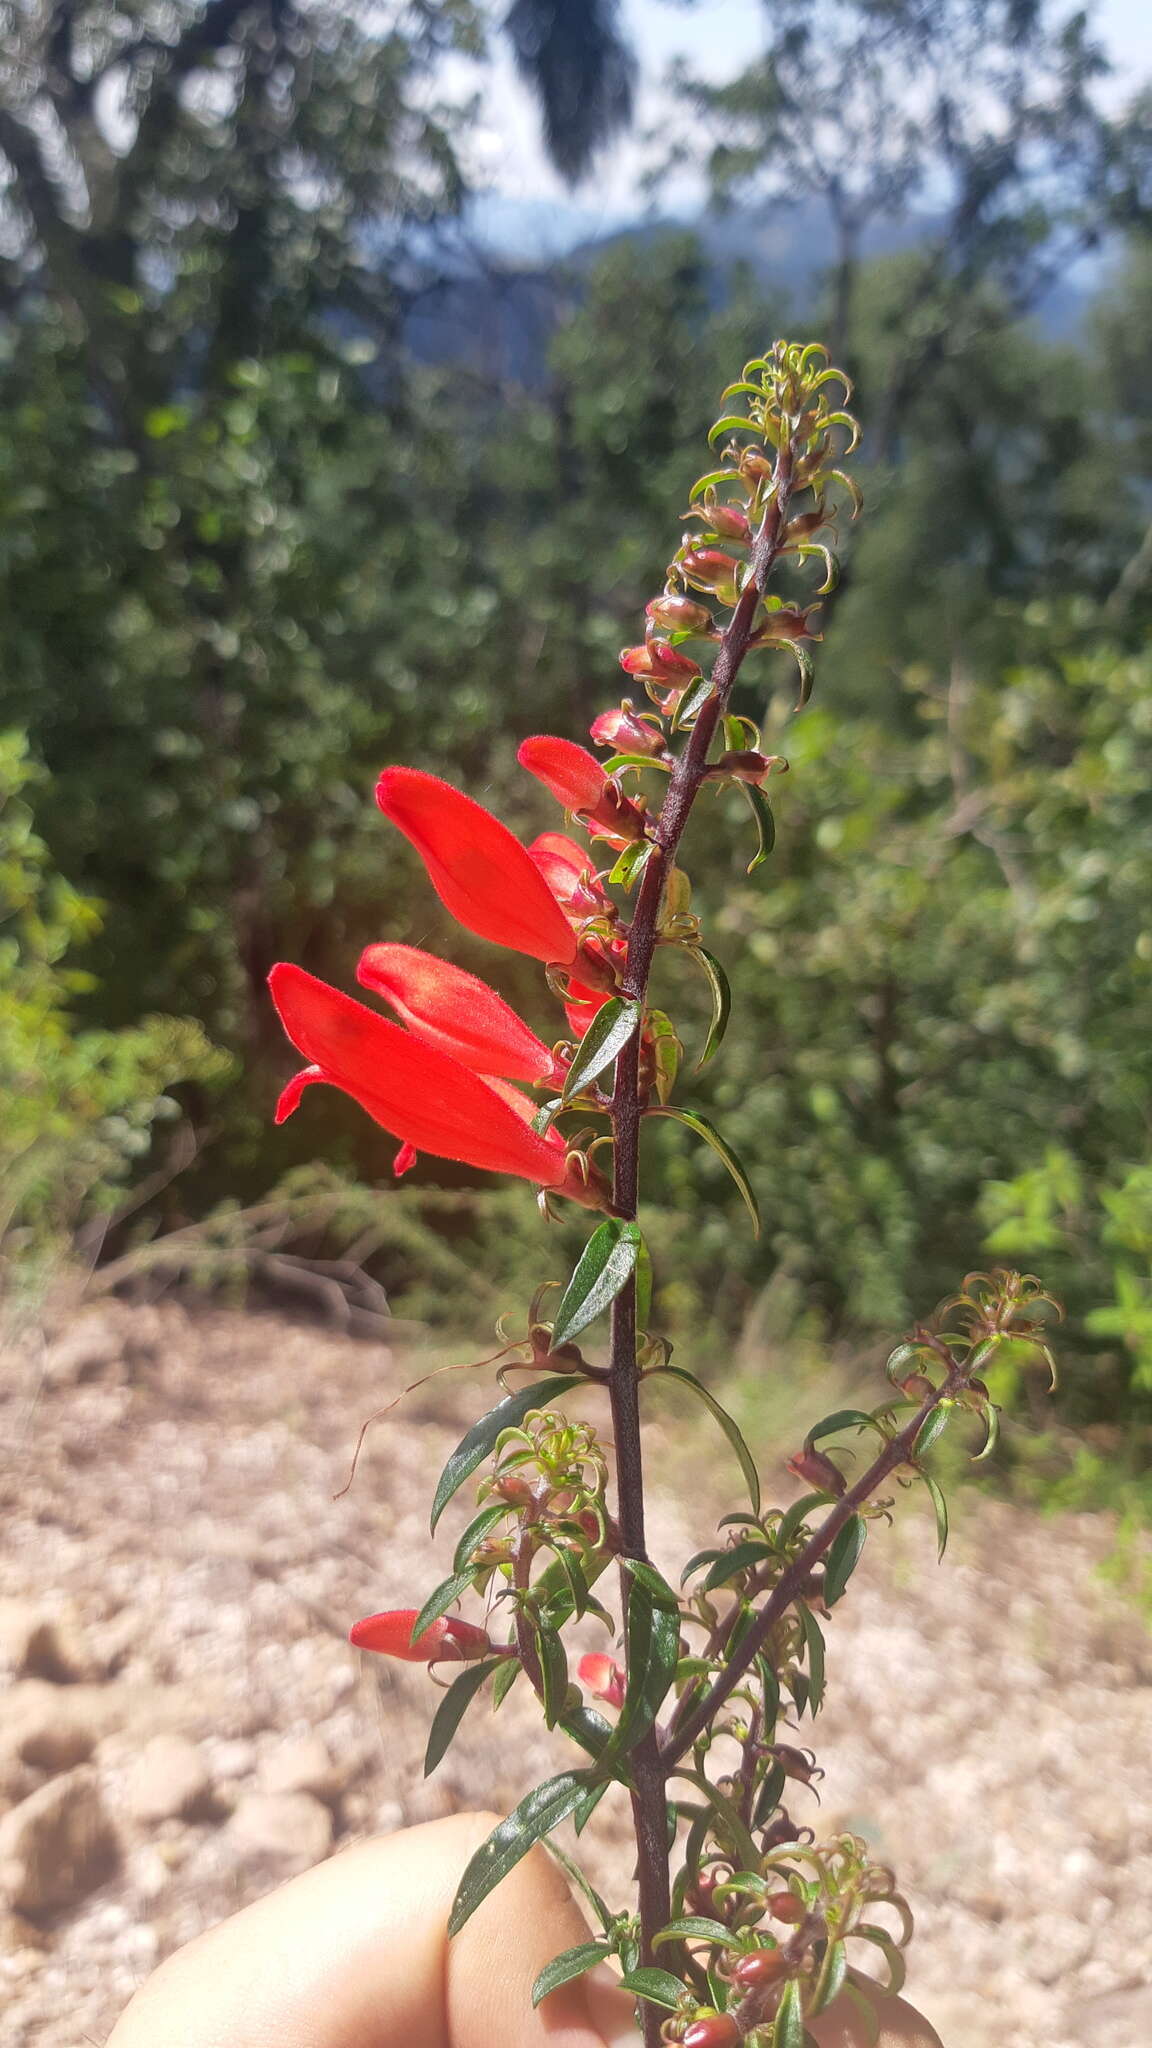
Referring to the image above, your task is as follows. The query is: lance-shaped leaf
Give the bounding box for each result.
[853,1925,907,1996]
[412,1571,478,1644]
[913,1402,953,1460]
[701,1538,776,1592]
[430,1375,583,1531]
[646,1008,681,1105]
[740,779,776,871]
[424,1658,504,1778]
[813,1937,849,2013]
[533,1620,570,1729]
[805,1407,884,1448]
[551,1219,644,1347]
[774,1975,806,2048]
[531,1943,612,2008]
[823,1514,867,1606]
[561,997,642,1102]
[646,1106,760,1236]
[448,1772,595,1936]
[923,1471,949,1560]
[657,1365,761,1513]
[798,1602,826,1715]
[684,945,732,1068]
[602,1568,681,1763]
[616,1968,688,2010]
[453,1501,510,1574]
[653,1916,733,1945]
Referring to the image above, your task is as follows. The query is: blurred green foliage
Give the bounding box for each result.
[1,0,1151,1491]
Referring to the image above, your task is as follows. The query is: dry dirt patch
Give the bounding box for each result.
[1,1299,1150,2047]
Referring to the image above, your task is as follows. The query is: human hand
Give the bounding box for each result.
[107,1813,943,2048]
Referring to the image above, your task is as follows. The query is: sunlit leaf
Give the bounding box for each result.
[617,1967,688,2010]
[823,1514,867,1606]
[684,945,732,1068]
[657,1366,761,1513]
[774,1976,806,2048]
[412,1570,476,1643]
[424,1658,503,1778]
[740,779,776,870]
[923,1471,949,1560]
[448,1772,595,1935]
[552,1219,644,1347]
[532,1942,611,2008]
[430,1375,583,1531]
[562,998,642,1102]
[646,1105,760,1235]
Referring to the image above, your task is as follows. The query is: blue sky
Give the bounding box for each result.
[463,0,1152,256]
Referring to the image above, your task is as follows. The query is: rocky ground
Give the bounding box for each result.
[1,1297,1150,2047]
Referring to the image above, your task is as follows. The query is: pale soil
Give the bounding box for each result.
[1,1298,1150,2047]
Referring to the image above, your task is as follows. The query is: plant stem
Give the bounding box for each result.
[605,446,798,2035]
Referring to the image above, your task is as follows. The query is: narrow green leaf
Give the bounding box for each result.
[778,1492,825,1546]
[923,1471,949,1561]
[412,1570,476,1643]
[573,1780,609,1833]
[798,1602,826,1715]
[972,1399,1001,1463]
[424,1658,502,1778]
[619,1557,680,1609]
[708,411,761,443]
[608,839,656,889]
[823,1514,867,1606]
[535,1621,570,1729]
[646,1105,761,1236]
[491,1657,521,1710]
[560,1705,614,1761]
[774,1977,806,2048]
[552,1220,643,1347]
[701,1538,775,1591]
[735,780,775,873]
[653,1916,733,1945]
[913,1403,952,1459]
[430,1374,583,1531]
[658,1365,762,1513]
[805,1408,882,1447]
[562,998,642,1102]
[617,1967,687,2010]
[646,1008,681,1106]
[543,1840,614,1932]
[532,1942,611,2008]
[815,1938,848,2012]
[604,1572,681,1761]
[453,1501,509,1574]
[684,945,732,1068]
[448,1772,594,1936]
[673,676,714,729]
[531,1095,563,1135]
[753,1760,786,1827]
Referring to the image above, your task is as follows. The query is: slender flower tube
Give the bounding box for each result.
[349,1609,492,1662]
[357,943,564,1086]
[269,963,598,1196]
[376,766,577,965]
[518,736,646,845]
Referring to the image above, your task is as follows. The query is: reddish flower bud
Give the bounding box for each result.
[682,2017,741,2048]
[620,639,701,681]
[577,1652,625,1709]
[269,964,594,1198]
[749,606,821,645]
[646,594,715,635]
[349,1608,492,1662]
[899,1373,936,1402]
[710,751,782,784]
[737,447,774,480]
[490,1471,537,1506]
[680,549,742,599]
[376,767,576,966]
[731,1949,788,1990]
[772,1744,818,1784]
[785,1447,847,1496]
[767,1892,806,1924]
[589,705,666,755]
[699,501,752,542]
[357,943,562,1085]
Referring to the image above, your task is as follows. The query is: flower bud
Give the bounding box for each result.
[349,1609,492,1663]
[491,1471,536,1506]
[682,2017,741,2048]
[772,1744,818,1784]
[590,705,666,755]
[710,751,783,785]
[680,548,742,599]
[646,594,714,635]
[900,1373,936,1402]
[785,1446,847,1496]
[700,501,752,542]
[731,1949,788,1990]
[749,605,820,645]
[767,1891,806,1924]
[620,638,701,681]
[738,447,774,480]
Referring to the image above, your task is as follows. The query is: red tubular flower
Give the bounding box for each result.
[518,736,646,845]
[349,1609,492,1663]
[357,943,562,1086]
[577,1652,625,1708]
[376,766,576,966]
[269,963,600,1198]
[589,705,666,756]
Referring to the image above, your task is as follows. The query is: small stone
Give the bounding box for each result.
[41,1312,124,1389]
[208,1738,257,1782]
[124,1735,214,1825]
[228,1792,333,1866]
[0,1601,92,1685]
[259,1734,340,1806]
[0,1768,118,1915]
[2,1684,97,1776]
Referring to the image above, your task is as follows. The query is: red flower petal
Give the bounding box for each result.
[269,964,571,1187]
[518,735,608,814]
[376,767,576,965]
[349,1609,492,1662]
[357,943,558,1084]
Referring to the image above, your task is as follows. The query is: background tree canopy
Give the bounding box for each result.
[2,0,1151,1485]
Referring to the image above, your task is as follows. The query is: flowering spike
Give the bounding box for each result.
[376,766,577,965]
[357,943,561,1085]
